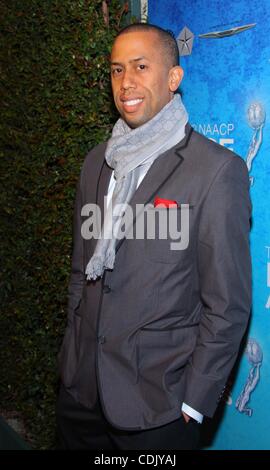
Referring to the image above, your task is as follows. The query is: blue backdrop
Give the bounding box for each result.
[149,0,270,450]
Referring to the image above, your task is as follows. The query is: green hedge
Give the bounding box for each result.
[0,0,129,449]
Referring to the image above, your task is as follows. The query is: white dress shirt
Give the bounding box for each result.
[106,168,203,424]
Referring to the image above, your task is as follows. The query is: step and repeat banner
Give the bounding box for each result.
[149,0,270,450]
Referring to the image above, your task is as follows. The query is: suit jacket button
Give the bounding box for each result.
[98,335,106,344]
[103,285,111,293]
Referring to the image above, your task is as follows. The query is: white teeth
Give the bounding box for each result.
[124,99,143,106]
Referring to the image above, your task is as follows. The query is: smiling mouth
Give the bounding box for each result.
[121,98,144,112]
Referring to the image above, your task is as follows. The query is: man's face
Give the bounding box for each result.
[110,31,183,128]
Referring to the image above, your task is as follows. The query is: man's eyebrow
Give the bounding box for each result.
[110,56,149,66]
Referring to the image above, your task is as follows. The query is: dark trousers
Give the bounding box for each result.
[56,385,200,450]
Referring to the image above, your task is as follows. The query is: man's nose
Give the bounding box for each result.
[120,69,136,90]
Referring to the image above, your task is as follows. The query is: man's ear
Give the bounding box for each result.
[168,66,184,92]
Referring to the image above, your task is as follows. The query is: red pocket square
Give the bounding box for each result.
[154,196,178,208]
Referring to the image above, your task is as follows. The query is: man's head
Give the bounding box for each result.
[110,23,183,128]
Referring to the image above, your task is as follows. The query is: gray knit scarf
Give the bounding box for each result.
[85,93,188,280]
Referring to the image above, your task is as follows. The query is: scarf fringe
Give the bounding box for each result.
[85,255,103,281]
[85,251,115,281]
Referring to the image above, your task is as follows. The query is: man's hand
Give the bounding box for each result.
[182,411,191,423]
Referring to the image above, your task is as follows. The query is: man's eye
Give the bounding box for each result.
[112,68,122,75]
[138,64,146,70]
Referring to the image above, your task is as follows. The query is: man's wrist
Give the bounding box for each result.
[181,403,203,423]
[182,411,191,423]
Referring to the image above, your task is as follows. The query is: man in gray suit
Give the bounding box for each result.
[56,23,252,450]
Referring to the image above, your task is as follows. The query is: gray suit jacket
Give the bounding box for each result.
[58,124,252,430]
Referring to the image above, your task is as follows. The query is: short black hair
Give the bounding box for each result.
[115,23,179,68]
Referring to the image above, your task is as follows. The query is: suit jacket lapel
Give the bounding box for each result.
[96,158,113,229]
[87,156,113,255]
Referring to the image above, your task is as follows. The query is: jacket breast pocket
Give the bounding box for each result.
[143,205,193,264]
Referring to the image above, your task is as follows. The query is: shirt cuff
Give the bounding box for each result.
[181,403,204,423]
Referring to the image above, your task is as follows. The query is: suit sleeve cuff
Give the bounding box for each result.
[181,403,204,423]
